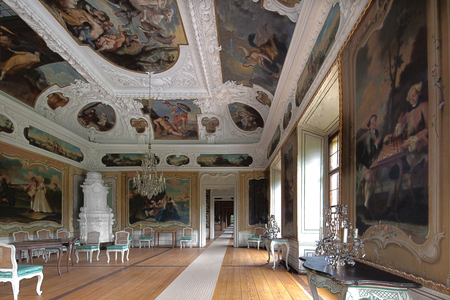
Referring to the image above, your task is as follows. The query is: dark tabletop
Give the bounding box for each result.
[300,256,422,288]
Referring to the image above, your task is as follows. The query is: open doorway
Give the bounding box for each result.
[213,198,234,237]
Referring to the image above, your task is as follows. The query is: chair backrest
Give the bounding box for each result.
[0,243,17,278]
[142,227,153,237]
[254,227,265,237]
[37,229,51,240]
[13,231,29,242]
[115,231,129,246]
[124,227,133,238]
[56,229,70,239]
[86,232,100,245]
[182,228,192,237]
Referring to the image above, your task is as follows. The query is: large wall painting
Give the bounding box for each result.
[128,173,192,226]
[40,0,187,73]
[0,5,85,107]
[24,126,84,162]
[339,0,447,267]
[228,102,264,132]
[0,148,63,227]
[343,0,429,237]
[216,0,295,95]
[295,3,340,107]
[248,178,268,226]
[146,100,201,140]
[281,128,297,239]
[196,154,253,167]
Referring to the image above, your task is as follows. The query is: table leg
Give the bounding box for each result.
[29,250,33,265]
[265,242,271,263]
[66,246,70,273]
[285,242,290,271]
[71,243,75,266]
[270,243,276,270]
[57,247,62,275]
[306,272,320,300]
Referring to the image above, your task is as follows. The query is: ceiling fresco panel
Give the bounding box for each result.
[39,0,187,73]
[0,1,85,107]
[216,0,295,95]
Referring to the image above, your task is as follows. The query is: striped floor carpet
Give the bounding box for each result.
[155,227,233,300]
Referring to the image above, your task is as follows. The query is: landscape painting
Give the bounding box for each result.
[216,0,296,95]
[40,0,187,73]
[102,153,148,167]
[0,152,62,225]
[196,154,253,167]
[24,126,84,162]
[295,3,340,107]
[166,154,189,167]
[0,4,85,107]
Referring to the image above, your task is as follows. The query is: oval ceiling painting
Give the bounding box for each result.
[78,102,115,131]
[228,102,264,132]
[40,0,187,73]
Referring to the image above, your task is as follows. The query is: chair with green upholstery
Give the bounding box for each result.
[124,227,134,248]
[139,227,154,248]
[180,228,196,249]
[0,243,43,300]
[75,231,100,263]
[106,231,130,263]
[247,227,265,250]
[12,231,30,263]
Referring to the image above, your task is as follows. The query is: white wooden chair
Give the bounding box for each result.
[139,227,154,248]
[106,231,130,263]
[44,229,71,261]
[75,231,100,263]
[0,243,43,300]
[12,231,30,263]
[124,227,134,248]
[180,228,196,249]
[36,229,59,262]
[247,227,265,250]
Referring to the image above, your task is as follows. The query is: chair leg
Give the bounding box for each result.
[96,250,100,261]
[121,252,124,263]
[35,273,43,295]
[115,252,118,261]
[126,249,129,261]
[257,241,260,250]
[89,251,93,263]
[76,251,80,263]
[107,251,110,263]
[11,280,19,300]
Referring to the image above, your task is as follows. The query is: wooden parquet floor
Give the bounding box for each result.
[0,237,337,300]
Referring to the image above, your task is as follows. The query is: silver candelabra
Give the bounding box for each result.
[264,214,280,238]
[315,204,365,267]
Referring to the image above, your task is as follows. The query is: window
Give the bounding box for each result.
[328,133,339,206]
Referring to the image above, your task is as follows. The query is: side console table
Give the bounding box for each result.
[262,236,290,271]
[300,256,422,300]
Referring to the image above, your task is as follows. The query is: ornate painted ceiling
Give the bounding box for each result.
[0,0,367,170]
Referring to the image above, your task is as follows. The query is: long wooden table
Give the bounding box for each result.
[11,238,76,276]
[154,229,177,249]
[300,256,422,299]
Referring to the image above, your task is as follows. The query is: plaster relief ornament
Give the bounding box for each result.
[201,117,219,133]
[130,118,149,133]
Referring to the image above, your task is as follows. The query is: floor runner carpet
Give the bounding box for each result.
[155,231,232,300]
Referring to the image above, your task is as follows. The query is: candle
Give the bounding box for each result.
[319,227,323,240]
[343,228,348,244]
[265,224,267,228]
[354,228,358,238]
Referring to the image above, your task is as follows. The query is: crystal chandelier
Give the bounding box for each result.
[133,72,166,198]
